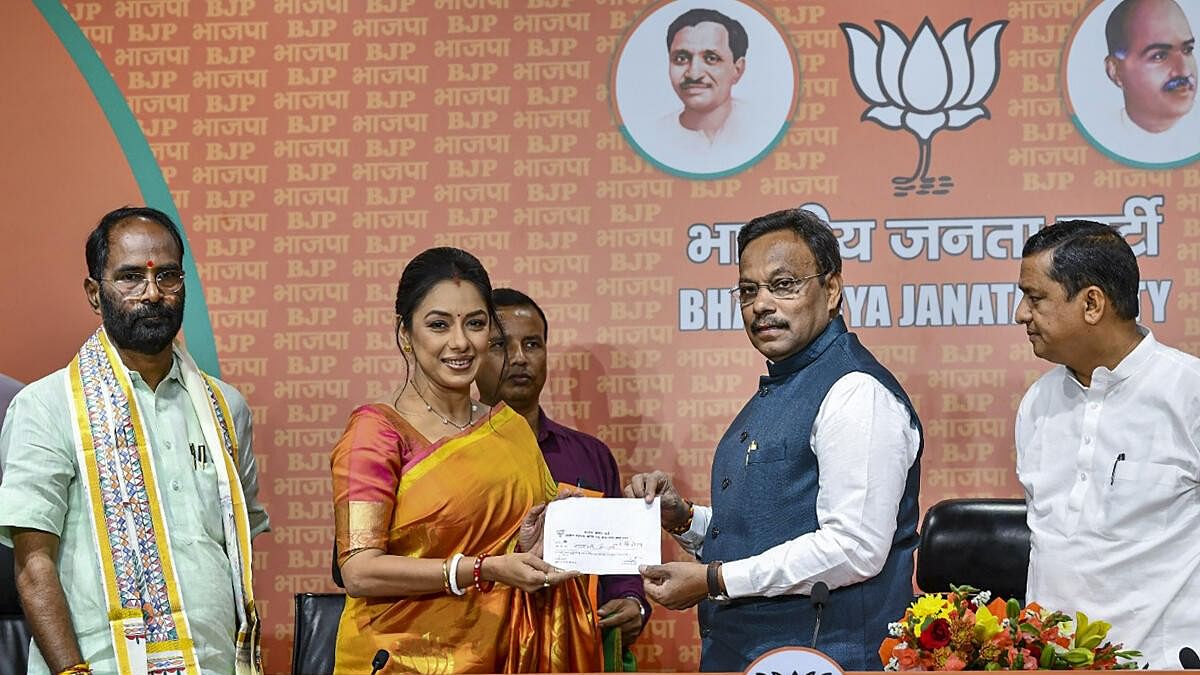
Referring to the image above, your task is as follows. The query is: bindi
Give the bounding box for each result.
[146,260,155,268]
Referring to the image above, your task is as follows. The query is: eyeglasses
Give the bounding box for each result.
[97,269,185,296]
[731,272,825,306]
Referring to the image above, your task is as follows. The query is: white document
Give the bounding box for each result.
[543,497,662,575]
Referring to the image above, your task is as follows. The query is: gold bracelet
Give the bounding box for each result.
[441,557,452,594]
[665,500,694,535]
[58,664,92,675]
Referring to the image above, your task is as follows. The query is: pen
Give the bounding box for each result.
[1109,452,1125,485]
[745,440,757,466]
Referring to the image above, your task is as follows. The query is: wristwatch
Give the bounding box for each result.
[706,561,730,603]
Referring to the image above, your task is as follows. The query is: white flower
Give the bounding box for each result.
[842,17,1006,140]
[840,17,1008,188]
[888,621,906,637]
[975,590,992,605]
[886,657,900,671]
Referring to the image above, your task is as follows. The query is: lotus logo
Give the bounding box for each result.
[840,18,1007,197]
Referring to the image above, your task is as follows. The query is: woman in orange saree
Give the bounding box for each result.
[331,248,601,673]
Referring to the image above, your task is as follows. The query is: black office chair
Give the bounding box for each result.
[292,593,346,675]
[1,544,31,675]
[916,498,1031,602]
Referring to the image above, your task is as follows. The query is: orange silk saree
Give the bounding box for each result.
[331,403,601,673]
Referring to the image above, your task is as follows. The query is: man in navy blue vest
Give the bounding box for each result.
[628,208,922,671]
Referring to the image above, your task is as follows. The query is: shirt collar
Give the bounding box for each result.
[535,406,560,444]
[764,316,847,379]
[1077,325,1154,388]
[123,354,185,390]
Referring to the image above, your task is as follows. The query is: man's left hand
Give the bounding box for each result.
[639,562,708,610]
[597,597,644,645]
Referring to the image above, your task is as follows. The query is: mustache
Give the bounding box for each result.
[1164,75,1196,92]
[751,319,788,331]
[679,76,709,87]
[127,301,176,322]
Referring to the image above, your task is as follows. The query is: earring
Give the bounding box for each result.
[402,343,412,353]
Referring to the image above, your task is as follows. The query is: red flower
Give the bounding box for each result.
[919,618,952,650]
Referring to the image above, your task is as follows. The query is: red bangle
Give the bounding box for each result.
[473,554,495,592]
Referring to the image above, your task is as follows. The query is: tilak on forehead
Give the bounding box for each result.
[146,260,154,268]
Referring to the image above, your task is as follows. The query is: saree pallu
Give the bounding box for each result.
[331,404,601,673]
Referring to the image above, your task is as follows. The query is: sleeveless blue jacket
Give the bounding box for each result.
[698,317,922,671]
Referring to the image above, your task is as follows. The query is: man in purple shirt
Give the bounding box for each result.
[476,288,650,649]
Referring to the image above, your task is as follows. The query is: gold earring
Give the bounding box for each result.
[402,343,412,353]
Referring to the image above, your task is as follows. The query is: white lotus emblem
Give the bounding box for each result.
[840,18,1008,196]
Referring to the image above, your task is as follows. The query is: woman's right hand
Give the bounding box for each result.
[483,552,579,593]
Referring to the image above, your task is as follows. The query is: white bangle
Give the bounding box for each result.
[448,553,466,596]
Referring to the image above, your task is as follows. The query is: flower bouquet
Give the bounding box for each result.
[879,585,1141,670]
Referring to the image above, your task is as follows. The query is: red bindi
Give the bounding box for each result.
[146,260,154,268]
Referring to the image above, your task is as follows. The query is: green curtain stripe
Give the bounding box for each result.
[33,0,221,377]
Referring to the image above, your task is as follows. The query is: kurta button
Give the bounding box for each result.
[170,480,181,492]
[721,477,731,490]
[758,387,769,397]
[701,627,711,637]
[739,431,748,442]
[711,527,720,538]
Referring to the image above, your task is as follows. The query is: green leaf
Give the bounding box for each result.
[1007,598,1020,622]
[1040,644,1056,668]
[984,663,1001,671]
[1063,648,1094,666]
[950,583,980,597]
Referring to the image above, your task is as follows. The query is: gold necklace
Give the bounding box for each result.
[412,385,477,431]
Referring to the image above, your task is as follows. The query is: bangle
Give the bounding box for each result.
[625,594,647,622]
[665,500,694,535]
[441,557,452,594]
[473,554,495,593]
[448,553,466,596]
[58,665,92,675]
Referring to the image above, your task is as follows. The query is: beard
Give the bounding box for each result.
[99,287,185,355]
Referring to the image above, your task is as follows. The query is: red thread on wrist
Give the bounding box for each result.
[666,500,694,535]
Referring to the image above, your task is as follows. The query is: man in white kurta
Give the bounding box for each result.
[1015,218,1200,669]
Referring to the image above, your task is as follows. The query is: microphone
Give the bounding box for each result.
[370,649,390,675]
[1181,647,1200,669]
[810,581,829,649]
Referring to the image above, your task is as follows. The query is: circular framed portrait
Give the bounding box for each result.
[609,0,800,179]
[1064,0,1200,168]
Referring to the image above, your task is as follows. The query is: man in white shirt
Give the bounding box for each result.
[1015,219,1200,669]
[626,208,922,671]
